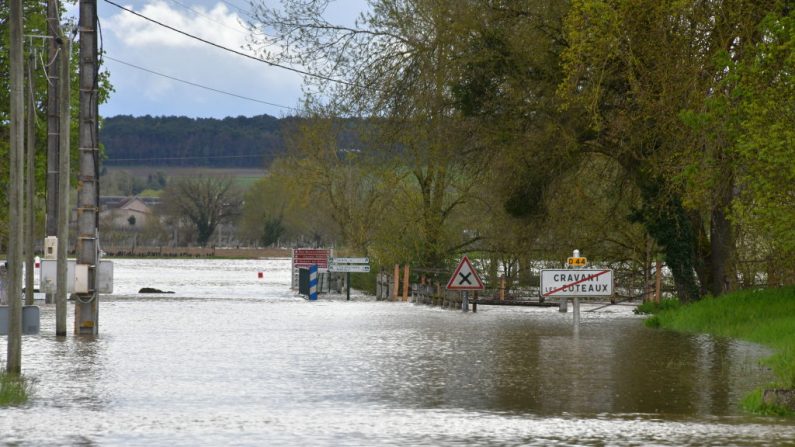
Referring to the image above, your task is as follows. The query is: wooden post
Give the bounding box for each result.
[655,259,663,303]
[499,275,505,301]
[392,264,399,301]
[402,265,410,302]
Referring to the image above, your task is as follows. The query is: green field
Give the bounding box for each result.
[102,166,266,193]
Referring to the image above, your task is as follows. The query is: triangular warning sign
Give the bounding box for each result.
[446,256,485,290]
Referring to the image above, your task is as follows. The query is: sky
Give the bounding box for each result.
[66,0,366,119]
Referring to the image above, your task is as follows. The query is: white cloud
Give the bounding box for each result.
[99,0,305,118]
[107,1,249,49]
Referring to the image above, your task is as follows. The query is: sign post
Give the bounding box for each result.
[329,257,370,301]
[308,264,318,301]
[540,251,613,331]
[446,256,485,312]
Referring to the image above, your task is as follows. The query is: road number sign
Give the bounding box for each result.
[567,257,588,267]
[540,269,613,297]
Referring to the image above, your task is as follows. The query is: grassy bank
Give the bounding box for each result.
[642,286,795,415]
[0,372,29,406]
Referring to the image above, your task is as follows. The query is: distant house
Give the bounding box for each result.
[99,196,160,229]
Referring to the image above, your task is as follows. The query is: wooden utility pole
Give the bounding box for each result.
[25,52,37,306]
[45,0,62,305]
[56,40,71,337]
[75,0,100,335]
[7,0,25,373]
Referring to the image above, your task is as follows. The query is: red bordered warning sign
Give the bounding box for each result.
[446,256,485,291]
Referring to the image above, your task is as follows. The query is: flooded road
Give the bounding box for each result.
[2,259,793,446]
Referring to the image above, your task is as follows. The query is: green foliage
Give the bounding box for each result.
[0,372,29,406]
[742,388,795,417]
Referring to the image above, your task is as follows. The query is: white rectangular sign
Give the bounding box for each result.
[330,257,369,264]
[540,269,613,297]
[328,264,371,273]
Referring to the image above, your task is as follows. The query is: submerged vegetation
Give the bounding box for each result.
[0,372,29,406]
[644,286,795,415]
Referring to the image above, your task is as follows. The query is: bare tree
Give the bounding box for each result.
[160,176,242,247]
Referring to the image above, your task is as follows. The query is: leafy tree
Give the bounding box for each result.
[249,0,492,267]
[559,0,786,300]
[159,175,242,247]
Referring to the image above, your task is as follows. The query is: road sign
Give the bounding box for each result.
[540,269,613,297]
[567,256,587,267]
[446,256,485,291]
[330,257,369,264]
[329,264,371,273]
[293,248,330,268]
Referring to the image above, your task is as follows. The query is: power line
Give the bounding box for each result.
[103,0,358,88]
[162,0,250,36]
[217,0,256,20]
[103,54,301,111]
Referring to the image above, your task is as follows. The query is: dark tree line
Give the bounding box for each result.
[100,115,364,169]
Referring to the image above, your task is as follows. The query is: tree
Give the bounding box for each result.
[248,0,491,267]
[159,176,242,247]
[558,0,786,300]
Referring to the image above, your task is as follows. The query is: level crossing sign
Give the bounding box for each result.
[446,256,485,291]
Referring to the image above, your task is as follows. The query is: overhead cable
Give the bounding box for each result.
[103,0,358,88]
[104,55,301,111]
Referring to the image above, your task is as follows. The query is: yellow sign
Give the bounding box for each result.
[567,257,588,267]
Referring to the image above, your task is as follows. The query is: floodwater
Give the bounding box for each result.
[1,258,793,446]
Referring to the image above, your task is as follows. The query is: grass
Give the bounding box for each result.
[645,286,795,415]
[0,372,29,406]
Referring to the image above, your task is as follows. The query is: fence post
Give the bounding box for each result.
[402,265,410,302]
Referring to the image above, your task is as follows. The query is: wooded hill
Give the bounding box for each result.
[100,115,297,168]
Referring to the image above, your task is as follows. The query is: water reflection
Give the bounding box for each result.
[1,259,792,446]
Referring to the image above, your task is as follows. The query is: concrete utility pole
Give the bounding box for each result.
[45,0,62,306]
[57,40,71,337]
[75,0,100,335]
[25,52,36,306]
[7,0,25,373]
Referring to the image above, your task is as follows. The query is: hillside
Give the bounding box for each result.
[100,114,294,169]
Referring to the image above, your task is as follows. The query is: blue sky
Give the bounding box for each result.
[67,0,366,119]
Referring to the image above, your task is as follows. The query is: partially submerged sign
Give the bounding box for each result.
[293,248,331,269]
[447,256,485,291]
[540,269,613,297]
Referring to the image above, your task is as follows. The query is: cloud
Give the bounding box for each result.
[99,1,304,118]
[106,1,248,49]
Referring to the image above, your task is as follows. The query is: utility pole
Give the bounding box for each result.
[25,51,36,306]
[56,39,71,337]
[45,0,62,306]
[7,0,25,373]
[76,0,100,335]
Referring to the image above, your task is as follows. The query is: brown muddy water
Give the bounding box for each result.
[1,259,793,446]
